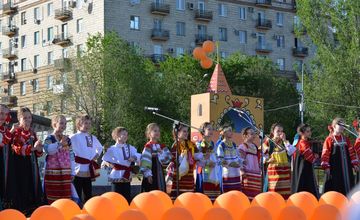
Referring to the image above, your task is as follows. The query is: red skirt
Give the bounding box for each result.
[44,168,72,204]
[267,164,291,199]
[223,176,241,192]
[203,182,220,201]
[242,172,262,200]
[170,171,195,199]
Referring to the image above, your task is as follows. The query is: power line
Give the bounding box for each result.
[264,104,299,112]
[307,100,360,109]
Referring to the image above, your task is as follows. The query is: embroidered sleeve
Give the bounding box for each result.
[12,129,31,156]
[346,137,359,166]
[298,140,316,163]
[321,137,332,169]
[44,136,60,155]
[159,146,172,165]
[140,144,153,177]
[2,129,12,145]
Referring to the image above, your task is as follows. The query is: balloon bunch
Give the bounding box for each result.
[1,191,360,220]
[193,40,215,69]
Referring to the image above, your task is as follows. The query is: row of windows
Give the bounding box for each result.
[20,2,54,25]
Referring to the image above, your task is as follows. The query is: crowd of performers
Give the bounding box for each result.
[1,104,360,215]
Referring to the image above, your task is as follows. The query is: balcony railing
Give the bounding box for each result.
[2,72,16,83]
[1,96,17,107]
[54,58,72,71]
[256,19,272,29]
[256,43,273,53]
[2,48,18,60]
[149,54,166,63]
[151,29,170,41]
[151,3,170,15]
[292,47,309,57]
[255,0,272,7]
[55,8,73,21]
[195,34,213,45]
[52,34,72,46]
[2,2,18,15]
[195,10,213,21]
[2,25,17,37]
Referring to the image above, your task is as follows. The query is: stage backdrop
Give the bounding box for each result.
[191,64,264,144]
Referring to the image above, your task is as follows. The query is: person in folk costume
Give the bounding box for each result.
[102,127,141,203]
[321,118,359,195]
[353,119,360,182]
[238,127,262,200]
[195,122,220,201]
[262,123,296,199]
[11,107,44,215]
[71,115,103,204]
[291,124,319,198]
[166,124,197,199]
[217,125,243,193]
[0,104,12,209]
[43,115,77,204]
[140,123,171,192]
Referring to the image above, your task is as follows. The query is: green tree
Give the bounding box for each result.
[296,0,360,139]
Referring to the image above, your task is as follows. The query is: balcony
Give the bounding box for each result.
[195,34,213,45]
[292,47,309,57]
[149,54,166,63]
[151,29,170,41]
[256,43,272,53]
[293,25,307,35]
[195,10,213,22]
[2,48,18,60]
[52,34,72,46]
[256,19,272,30]
[1,96,17,107]
[54,8,73,21]
[2,72,16,83]
[54,58,72,71]
[2,2,17,15]
[255,0,272,7]
[151,3,170,15]
[2,25,18,37]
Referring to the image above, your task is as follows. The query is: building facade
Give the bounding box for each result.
[0,0,308,116]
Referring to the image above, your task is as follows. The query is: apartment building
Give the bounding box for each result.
[0,0,309,116]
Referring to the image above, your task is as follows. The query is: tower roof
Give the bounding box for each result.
[207,63,232,95]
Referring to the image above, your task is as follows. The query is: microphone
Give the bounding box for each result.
[144,107,160,112]
[338,122,351,128]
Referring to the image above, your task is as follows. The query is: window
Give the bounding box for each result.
[75,70,83,84]
[294,60,303,72]
[48,51,54,65]
[33,79,40,92]
[34,55,40,68]
[154,45,162,55]
[176,47,184,57]
[34,7,40,20]
[277,35,285,48]
[0,42,2,54]
[47,3,53,16]
[277,58,285,71]
[176,0,185,10]
[21,58,27,71]
[32,103,41,113]
[8,85,14,96]
[77,19,83,33]
[218,4,227,17]
[34,31,40,45]
[197,104,202,116]
[77,44,84,56]
[62,48,69,58]
[276,12,284,26]
[239,30,247,44]
[176,22,185,36]
[20,82,26,96]
[220,51,227,59]
[130,16,140,30]
[47,27,53,41]
[219,27,227,41]
[21,12,26,25]
[0,64,2,73]
[47,75,54,89]
[239,7,247,20]
[21,35,26,48]
[46,101,53,114]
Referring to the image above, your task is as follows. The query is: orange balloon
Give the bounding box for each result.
[201,208,233,220]
[297,191,318,205]
[130,193,165,220]
[161,207,193,220]
[287,192,318,219]
[202,41,215,53]
[214,191,250,220]
[71,214,95,220]
[0,209,26,220]
[200,58,213,69]
[193,47,206,60]
[195,193,212,207]
[150,190,173,211]
[101,192,129,216]
[83,196,117,220]
[251,192,285,219]
[350,191,360,204]
[278,206,306,220]
[310,204,341,220]
[240,206,272,220]
[116,210,148,220]
[30,205,64,220]
[266,192,286,206]
[174,192,211,220]
[51,199,81,220]
[319,191,348,211]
